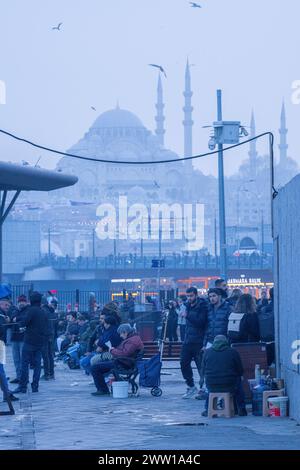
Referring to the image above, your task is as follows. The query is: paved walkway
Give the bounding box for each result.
[1,348,300,450]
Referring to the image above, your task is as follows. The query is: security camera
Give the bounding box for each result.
[208,137,216,151]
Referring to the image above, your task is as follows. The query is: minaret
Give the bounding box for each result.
[183,59,193,170]
[248,110,258,179]
[279,101,288,166]
[155,74,165,147]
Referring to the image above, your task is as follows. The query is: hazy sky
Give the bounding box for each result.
[0,0,299,176]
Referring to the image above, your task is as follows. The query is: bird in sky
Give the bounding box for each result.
[52,22,63,31]
[153,181,160,188]
[148,64,167,78]
[190,2,202,8]
[91,106,97,111]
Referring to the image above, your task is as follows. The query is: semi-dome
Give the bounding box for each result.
[92,106,145,129]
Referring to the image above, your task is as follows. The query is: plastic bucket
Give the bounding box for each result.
[267,397,289,417]
[112,381,129,399]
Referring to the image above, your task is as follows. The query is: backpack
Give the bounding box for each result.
[227,312,246,342]
[258,305,274,342]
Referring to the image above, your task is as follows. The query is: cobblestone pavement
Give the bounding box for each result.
[1,348,300,450]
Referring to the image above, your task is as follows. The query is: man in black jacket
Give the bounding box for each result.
[180,287,208,399]
[14,292,49,394]
[201,335,247,416]
[41,297,57,380]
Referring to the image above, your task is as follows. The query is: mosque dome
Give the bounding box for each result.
[91,106,145,130]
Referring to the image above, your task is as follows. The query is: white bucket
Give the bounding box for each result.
[112,381,129,399]
[267,396,289,417]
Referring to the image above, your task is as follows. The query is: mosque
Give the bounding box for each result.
[18,62,299,259]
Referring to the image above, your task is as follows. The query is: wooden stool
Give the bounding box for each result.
[262,389,284,417]
[208,392,235,418]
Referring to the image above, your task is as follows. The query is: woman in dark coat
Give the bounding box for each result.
[228,293,260,344]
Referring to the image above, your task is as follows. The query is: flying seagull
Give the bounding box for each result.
[148,64,167,78]
[91,106,97,111]
[153,181,160,189]
[190,2,202,8]
[52,22,63,31]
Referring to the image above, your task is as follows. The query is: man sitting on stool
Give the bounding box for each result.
[201,335,247,417]
[91,324,143,396]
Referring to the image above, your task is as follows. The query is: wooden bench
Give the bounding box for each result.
[142,341,182,361]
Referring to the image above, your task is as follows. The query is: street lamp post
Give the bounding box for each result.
[207,94,248,279]
[216,90,227,280]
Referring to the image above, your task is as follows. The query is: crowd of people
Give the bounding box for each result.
[0,280,274,417]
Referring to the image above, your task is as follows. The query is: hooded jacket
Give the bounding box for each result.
[202,337,244,390]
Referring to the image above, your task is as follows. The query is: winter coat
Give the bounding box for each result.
[230,312,260,344]
[205,301,232,345]
[21,305,49,348]
[87,324,104,352]
[184,298,208,346]
[202,337,244,391]
[111,332,144,359]
[42,304,58,339]
[97,325,122,350]
[10,305,30,342]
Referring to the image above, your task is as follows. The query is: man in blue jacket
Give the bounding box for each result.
[180,287,208,399]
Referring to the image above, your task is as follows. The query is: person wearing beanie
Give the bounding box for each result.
[9,295,29,384]
[14,291,49,394]
[201,335,247,417]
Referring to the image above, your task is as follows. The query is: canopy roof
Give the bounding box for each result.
[0,161,78,191]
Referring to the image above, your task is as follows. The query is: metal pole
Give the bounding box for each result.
[214,210,217,257]
[92,229,95,259]
[158,215,162,259]
[48,227,51,257]
[261,211,265,255]
[217,90,227,280]
[237,189,240,253]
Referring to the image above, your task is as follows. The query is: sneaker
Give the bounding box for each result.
[9,378,20,384]
[182,386,198,399]
[91,390,110,396]
[195,389,207,400]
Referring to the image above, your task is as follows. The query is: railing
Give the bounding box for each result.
[33,253,273,271]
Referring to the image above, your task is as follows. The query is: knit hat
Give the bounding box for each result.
[17,294,27,303]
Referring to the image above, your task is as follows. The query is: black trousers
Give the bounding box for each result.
[42,338,55,377]
[180,343,203,388]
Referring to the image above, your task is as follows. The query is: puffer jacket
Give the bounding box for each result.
[184,298,208,346]
[205,301,232,345]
